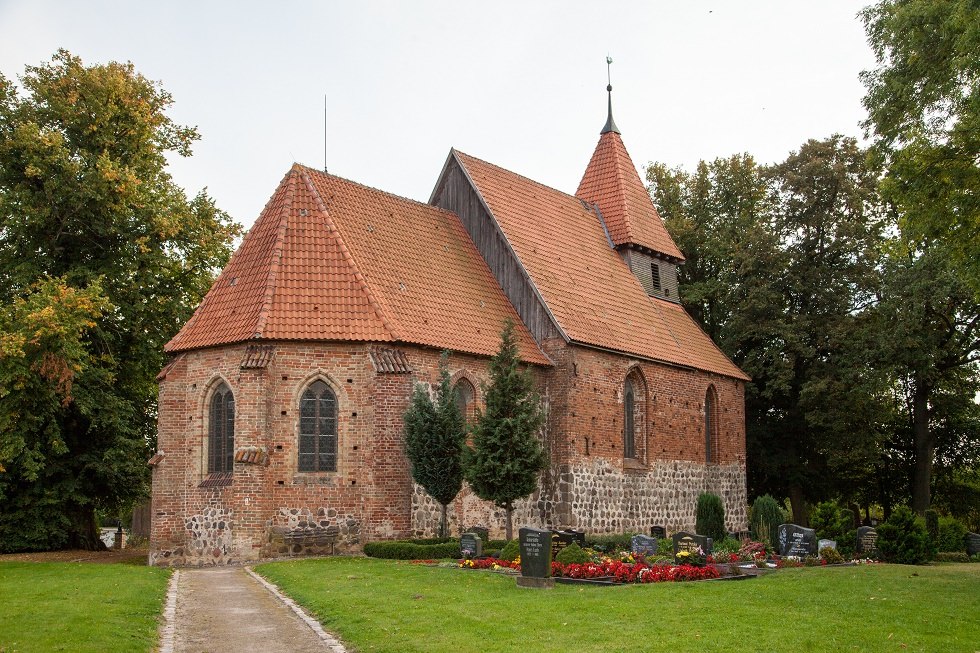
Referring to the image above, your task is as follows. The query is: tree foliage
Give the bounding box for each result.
[464,320,546,541]
[0,50,240,550]
[861,0,980,292]
[403,352,466,538]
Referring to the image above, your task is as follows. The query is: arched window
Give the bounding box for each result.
[208,383,235,474]
[299,380,337,472]
[705,386,719,464]
[624,379,636,458]
[454,377,476,422]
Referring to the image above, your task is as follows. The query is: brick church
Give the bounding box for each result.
[149,89,749,565]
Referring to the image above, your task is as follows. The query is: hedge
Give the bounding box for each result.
[363,540,460,560]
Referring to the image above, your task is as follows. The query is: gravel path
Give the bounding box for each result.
[163,566,347,653]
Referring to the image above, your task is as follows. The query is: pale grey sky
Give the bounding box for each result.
[0,1,876,229]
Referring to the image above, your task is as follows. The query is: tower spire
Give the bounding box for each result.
[601,55,620,135]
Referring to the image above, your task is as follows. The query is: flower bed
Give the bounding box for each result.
[456,557,720,583]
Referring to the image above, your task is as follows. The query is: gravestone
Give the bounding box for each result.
[650,525,667,539]
[550,529,585,560]
[777,524,817,557]
[672,531,712,563]
[630,534,658,556]
[465,525,489,543]
[856,526,878,557]
[965,532,980,557]
[517,527,554,589]
[460,532,483,559]
[818,539,837,551]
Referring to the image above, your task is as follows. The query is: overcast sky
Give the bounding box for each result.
[0,1,877,230]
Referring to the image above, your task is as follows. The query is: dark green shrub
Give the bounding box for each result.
[555,542,590,565]
[937,516,968,552]
[820,546,844,564]
[499,539,520,562]
[488,539,507,550]
[712,537,741,555]
[403,537,455,545]
[925,509,939,543]
[809,501,856,556]
[935,551,970,563]
[363,540,460,560]
[585,533,635,553]
[696,493,726,541]
[876,506,935,565]
[750,495,785,549]
[657,538,672,555]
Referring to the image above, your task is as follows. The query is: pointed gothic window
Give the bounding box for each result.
[208,383,235,474]
[454,377,476,422]
[624,379,636,458]
[299,380,338,472]
[705,386,719,465]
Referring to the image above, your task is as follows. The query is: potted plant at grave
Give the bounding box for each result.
[675,545,706,567]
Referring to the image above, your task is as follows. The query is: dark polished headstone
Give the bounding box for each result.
[856,526,879,557]
[519,527,552,578]
[966,532,980,557]
[672,531,712,562]
[777,524,817,557]
[550,529,585,560]
[460,532,483,559]
[631,534,658,556]
[650,525,667,539]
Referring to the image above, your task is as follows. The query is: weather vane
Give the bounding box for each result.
[606,55,613,91]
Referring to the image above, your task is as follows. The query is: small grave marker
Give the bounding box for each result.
[631,534,658,556]
[650,525,667,539]
[818,538,837,551]
[777,524,817,557]
[460,532,483,559]
[856,526,878,557]
[672,531,712,563]
[966,532,980,557]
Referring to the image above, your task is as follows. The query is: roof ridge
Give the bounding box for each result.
[252,170,295,338]
[294,163,458,217]
[453,149,587,206]
[298,168,402,341]
[607,134,636,243]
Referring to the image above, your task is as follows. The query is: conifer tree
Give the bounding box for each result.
[465,320,546,540]
[403,352,466,537]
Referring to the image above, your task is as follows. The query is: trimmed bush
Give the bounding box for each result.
[876,506,935,565]
[820,546,844,565]
[363,540,460,560]
[935,551,970,563]
[585,533,636,553]
[712,537,741,556]
[750,495,785,550]
[696,493,726,541]
[937,516,968,553]
[499,539,520,562]
[809,501,856,556]
[555,542,590,565]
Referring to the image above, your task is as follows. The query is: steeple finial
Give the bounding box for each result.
[602,55,620,135]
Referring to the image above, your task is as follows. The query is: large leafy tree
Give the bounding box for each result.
[465,320,546,541]
[403,352,466,538]
[649,137,885,523]
[0,50,239,550]
[861,0,980,293]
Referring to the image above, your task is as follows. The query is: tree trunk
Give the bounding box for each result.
[504,505,513,541]
[911,377,934,515]
[439,503,448,538]
[67,504,105,551]
[788,483,808,526]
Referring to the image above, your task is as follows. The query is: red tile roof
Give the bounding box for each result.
[166,165,549,365]
[453,151,747,380]
[576,131,685,261]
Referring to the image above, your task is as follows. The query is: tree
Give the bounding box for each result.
[403,352,466,538]
[0,50,239,550]
[861,0,980,293]
[465,320,546,540]
[649,137,885,523]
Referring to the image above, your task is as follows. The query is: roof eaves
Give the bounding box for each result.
[298,168,402,341]
[450,149,571,345]
[647,297,751,382]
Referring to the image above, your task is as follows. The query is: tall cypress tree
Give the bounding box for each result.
[465,320,546,540]
[403,352,466,537]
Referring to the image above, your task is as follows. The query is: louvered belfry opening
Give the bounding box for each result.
[299,380,338,472]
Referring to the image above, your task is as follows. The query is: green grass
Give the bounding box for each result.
[0,562,171,653]
[256,558,980,653]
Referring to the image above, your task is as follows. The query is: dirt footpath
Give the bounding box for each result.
[166,566,346,653]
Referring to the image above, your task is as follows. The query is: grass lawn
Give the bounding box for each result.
[0,562,171,653]
[256,558,980,653]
